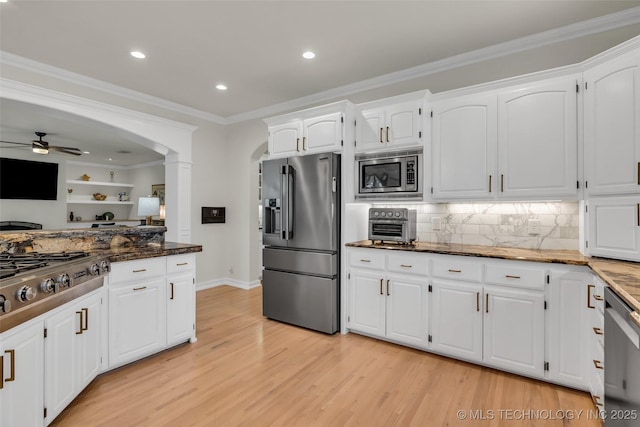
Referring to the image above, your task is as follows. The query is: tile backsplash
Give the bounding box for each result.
[373,202,580,250]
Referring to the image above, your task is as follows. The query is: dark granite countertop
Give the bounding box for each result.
[91,241,202,263]
[346,240,640,313]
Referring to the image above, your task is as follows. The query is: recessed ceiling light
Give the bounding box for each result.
[302,51,316,59]
[130,51,146,59]
[83,151,90,154]
[216,84,227,91]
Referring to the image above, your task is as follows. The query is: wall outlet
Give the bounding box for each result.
[528,219,540,235]
[432,217,441,231]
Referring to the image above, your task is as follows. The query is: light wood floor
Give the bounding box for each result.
[51,286,601,427]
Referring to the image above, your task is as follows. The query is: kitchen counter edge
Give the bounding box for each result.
[345,240,640,313]
[96,242,203,263]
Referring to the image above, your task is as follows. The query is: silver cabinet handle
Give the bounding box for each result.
[133,286,147,291]
[360,259,371,263]
[505,275,521,279]
[400,264,412,268]
[176,262,189,266]
[448,269,461,273]
[133,269,147,273]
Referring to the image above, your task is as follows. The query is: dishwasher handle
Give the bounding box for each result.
[605,288,640,350]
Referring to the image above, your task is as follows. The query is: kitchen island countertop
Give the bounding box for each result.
[346,240,640,313]
[93,241,202,262]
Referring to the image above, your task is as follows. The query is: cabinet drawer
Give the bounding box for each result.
[485,262,545,290]
[109,257,166,285]
[387,252,428,276]
[431,256,482,283]
[167,254,196,275]
[349,250,386,270]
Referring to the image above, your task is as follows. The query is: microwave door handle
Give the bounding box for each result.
[281,165,288,240]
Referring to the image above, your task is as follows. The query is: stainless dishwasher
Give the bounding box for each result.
[604,287,640,426]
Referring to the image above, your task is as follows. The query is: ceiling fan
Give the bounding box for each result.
[0,132,83,156]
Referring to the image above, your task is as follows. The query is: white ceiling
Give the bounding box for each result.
[1,1,640,165]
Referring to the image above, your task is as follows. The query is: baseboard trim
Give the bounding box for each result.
[197,278,261,291]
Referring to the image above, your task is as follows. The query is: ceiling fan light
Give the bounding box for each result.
[33,146,48,155]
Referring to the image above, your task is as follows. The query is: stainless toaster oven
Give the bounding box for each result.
[368,208,417,244]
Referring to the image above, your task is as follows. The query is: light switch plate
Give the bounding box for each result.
[528,219,540,235]
[432,217,441,231]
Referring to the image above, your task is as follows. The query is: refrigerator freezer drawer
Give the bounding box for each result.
[262,269,339,334]
[263,247,337,277]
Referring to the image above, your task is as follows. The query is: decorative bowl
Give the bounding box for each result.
[92,193,107,201]
[81,174,91,181]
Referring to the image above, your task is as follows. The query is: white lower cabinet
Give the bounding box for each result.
[109,275,166,368]
[166,254,197,346]
[45,289,102,425]
[108,254,197,369]
[347,248,597,388]
[546,269,592,390]
[0,320,44,427]
[483,285,545,377]
[348,250,428,348]
[430,280,483,362]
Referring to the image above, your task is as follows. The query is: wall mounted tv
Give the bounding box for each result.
[0,157,59,200]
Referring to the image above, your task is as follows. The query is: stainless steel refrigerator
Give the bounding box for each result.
[262,152,340,334]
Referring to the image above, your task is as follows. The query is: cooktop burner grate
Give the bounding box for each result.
[0,251,90,279]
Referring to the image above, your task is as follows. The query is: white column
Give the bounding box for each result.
[165,153,192,243]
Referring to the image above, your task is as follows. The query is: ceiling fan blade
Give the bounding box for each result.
[0,140,30,146]
[48,146,83,156]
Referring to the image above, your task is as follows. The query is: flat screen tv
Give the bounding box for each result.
[0,157,59,200]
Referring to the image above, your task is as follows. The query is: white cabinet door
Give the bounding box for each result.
[268,122,303,157]
[77,292,102,391]
[109,277,166,368]
[45,303,79,424]
[498,76,578,199]
[355,101,422,152]
[1,320,44,427]
[385,275,427,348]
[483,285,545,378]
[348,270,386,338]
[167,273,195,347]
[588,196,640,261]
[430,280,483,362]
[303,112,343,153]
[546,270,591,390]
[584,51,640,196]
[386,101,422,148]
[432,94,497,199]
[356,108,386,152]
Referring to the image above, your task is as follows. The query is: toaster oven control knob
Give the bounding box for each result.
[395,212,400,217]
[99,260,110,273]
[40,278,56,293]
[17,285,36,302]
[388,211,393,217]
[57,273,71,288]
[381,212,386,217]
[0,295,10,313]
[89,263,100,276]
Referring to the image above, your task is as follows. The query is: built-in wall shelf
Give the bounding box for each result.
[66,179,134,188]
[66,199,135,205]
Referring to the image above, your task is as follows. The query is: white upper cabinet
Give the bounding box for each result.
[497,76,579,200]
[584,50,640,196]
[356,98,424,152]
[268,122,303,158]
[431,93,497,200]
[587,196,640,262]
[266,101,353,159]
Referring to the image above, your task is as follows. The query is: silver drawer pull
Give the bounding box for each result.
[176,262,188,266]
[400,264,412,268]
[505,275,521,279]
[133,286,147,291]
[360,259,371,263]
[448,269,461,273]
[132,269,147,273]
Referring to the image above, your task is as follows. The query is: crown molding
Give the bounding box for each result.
[225,6,640,123]
[2,6,639,126]
[66,159,164,170]
[0,51,226,125]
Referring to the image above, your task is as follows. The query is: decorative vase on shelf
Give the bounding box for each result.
[69,212,74,222]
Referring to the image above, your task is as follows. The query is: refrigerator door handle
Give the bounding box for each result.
[287,165,294,239]
[281,165,288,240]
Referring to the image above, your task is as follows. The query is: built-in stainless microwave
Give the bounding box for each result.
[355,148,422,199]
